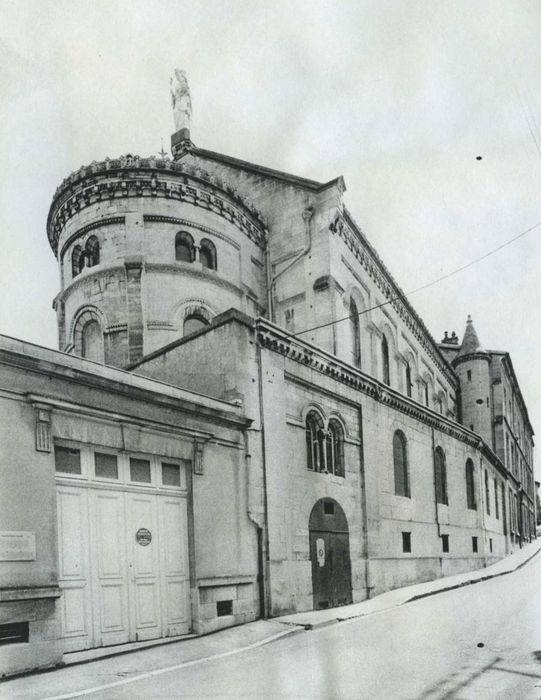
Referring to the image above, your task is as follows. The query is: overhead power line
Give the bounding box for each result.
[292,219,541,338]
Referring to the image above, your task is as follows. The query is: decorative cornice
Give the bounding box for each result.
[58,264,126,300]
[331,211,457,389]
[143,215,241,251]
[453,351,491,367]
[255,318,508,478]
[48,156,267,256]
[144,262,243,296]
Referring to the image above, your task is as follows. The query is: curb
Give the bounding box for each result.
[406,543,541,603]
[287,543,541,631]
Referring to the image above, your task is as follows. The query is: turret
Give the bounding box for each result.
[48,72,267,368]
[452,316,492,445]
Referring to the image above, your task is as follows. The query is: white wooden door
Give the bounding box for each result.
[90,490,130,647]
[126,493,162,642]
[56,485,93,652]
[158,496,191,636]
[57,483,190,651]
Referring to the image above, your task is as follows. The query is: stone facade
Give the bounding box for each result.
[0,99,535,676]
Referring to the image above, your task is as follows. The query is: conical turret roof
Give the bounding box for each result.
[456,315,486,358]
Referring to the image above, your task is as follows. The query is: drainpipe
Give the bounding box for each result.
[431,428,441,538]
[357,406,371,599]
[255,344,272,617]
[268,205,314,324]
[243,427,267,620]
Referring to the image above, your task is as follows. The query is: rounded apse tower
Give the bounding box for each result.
[47,152,267,368]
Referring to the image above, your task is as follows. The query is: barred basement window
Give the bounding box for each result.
[441,534,449,553]
[472,536,478,553]
[393,430,410,498]
[216,600,233,617]
[489,538,493,553]
[402,532,411,553]
[0,622,29,645]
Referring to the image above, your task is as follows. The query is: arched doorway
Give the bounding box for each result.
[309,498,352,610]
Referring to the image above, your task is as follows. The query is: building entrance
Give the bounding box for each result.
[309,498,352,610]
[55,454,191,653]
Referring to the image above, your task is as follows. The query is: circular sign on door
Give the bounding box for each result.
[135,528,152,546]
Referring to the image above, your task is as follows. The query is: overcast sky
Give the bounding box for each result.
[1,0,540,473]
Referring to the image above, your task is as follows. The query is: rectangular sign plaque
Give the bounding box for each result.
[0,531,36,561]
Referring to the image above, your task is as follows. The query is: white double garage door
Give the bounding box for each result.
[57,484,191,652]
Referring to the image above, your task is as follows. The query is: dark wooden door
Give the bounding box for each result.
[309,499,352,610]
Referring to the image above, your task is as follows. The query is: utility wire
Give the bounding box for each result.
[292,219,541,338]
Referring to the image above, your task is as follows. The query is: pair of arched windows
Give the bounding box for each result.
[72,236,100,278]
[175,232,217,271]
[393,430,410,497]
[305,411,345,477]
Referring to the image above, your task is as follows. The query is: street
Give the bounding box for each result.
[2,552,541,699]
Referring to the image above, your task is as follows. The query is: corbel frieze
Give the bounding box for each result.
[330,213,456,389]
[255,322,499,458]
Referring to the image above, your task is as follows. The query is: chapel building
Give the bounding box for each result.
[0,76,535,677]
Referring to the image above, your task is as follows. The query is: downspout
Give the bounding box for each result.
[431,428,441,539]
[357,406,371,599]
[256,344,272,617]
[268,205,314,324]
[243,427,267,619]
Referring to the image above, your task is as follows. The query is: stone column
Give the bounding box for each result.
[124,256,144,364]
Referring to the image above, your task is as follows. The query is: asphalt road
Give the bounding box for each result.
[3,554,541,699]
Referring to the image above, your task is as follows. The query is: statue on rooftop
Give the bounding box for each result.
[170,69,192,133]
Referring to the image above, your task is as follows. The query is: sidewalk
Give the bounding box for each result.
[276,538,541,629]
[1,540,539,699]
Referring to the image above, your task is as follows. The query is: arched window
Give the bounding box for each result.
[326,419,345,477]
[465,458,476,509]
[183,314,209,336]
[405,363,412,398]
[393,430,410,497]
[86,235,100,267]
[349,299,361,368]
[72,245,83,278]
[199,238,217,271]
[175,231,195,263]
[306,411,324,472]
[381,335,390,386]
[81,320,104,362]
[434,447,448,505]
